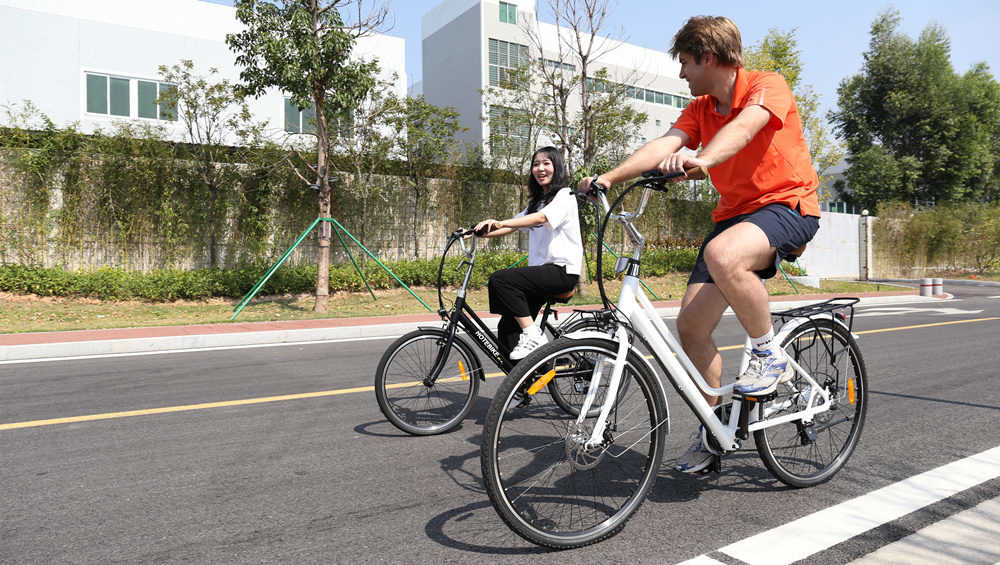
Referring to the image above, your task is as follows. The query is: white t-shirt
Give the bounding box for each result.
[515,187,583,276]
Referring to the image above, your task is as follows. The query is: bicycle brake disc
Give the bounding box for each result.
[565,423,606,470]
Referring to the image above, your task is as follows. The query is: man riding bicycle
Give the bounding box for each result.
[579,15,821,474]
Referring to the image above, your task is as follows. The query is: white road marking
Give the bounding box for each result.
[675,556,727,565]
[855,306,983,317]
[684,446,1000,565]
[0,335,399,365]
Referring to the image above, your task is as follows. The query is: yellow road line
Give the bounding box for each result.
[4,316,998,432]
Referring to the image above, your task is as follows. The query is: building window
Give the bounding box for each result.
[499,1,516,24]
[284,98,317,134]
[488,38,529,89]
[86,73,175,120]
[539,58,575,72]
[86,73,130,117]
[655,119,661,127]
[489,105,530,153]
[138,80,177,121]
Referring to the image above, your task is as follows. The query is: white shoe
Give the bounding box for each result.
[509,328,548,360]
[735,348,793,396]
[675,428,713,474]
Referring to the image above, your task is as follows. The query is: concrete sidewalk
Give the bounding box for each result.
[0,290,942,363]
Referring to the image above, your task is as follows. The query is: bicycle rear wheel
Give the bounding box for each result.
[481,337,666,549]
[375,328,480,435]
[754,318,868,487]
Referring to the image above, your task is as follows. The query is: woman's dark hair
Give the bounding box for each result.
[525,146,569,214]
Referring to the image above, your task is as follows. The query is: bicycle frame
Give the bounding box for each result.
[429,230,566,380]
[571,183,841,452]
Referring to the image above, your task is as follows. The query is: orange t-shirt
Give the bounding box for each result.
[672,68,820,222]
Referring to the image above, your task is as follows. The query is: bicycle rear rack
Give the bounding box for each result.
[771,297,859,333]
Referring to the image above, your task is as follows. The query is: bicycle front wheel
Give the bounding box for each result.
[375,328,480,435]
[481,337,666,549]
[755,318,868,487]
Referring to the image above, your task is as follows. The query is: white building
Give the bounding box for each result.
[422,0,692,154]
[0,0,407,144]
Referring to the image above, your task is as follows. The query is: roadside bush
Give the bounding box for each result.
[0,246,702,301]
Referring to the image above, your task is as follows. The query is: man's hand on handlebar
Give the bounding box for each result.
[577,176,611,194]
[657,153,710,181]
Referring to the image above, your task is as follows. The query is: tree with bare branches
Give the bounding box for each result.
[513,0,646,175]
[226,0,389,312]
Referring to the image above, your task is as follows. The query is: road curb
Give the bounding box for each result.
[0,294,943,363]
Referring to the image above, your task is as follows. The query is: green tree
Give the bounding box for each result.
[744,29,845,194]
[830,9,1000,211]
[226,0,388,312]
[386,96,463,259]
[157,60,270,268]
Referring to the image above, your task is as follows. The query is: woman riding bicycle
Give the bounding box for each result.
[473,146,583,362]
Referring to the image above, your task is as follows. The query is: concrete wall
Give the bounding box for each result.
[796,212,863,279]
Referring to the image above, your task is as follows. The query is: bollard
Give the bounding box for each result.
[920,278,933,296]
[932,277,943,295]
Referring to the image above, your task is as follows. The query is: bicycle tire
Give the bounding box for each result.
[375,328,480,436]
[754,318,868,487]
[481,336,666,549]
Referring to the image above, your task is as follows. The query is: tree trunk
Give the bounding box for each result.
[313,92,331,313]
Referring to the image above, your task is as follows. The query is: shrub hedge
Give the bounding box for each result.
[0,247,699,301]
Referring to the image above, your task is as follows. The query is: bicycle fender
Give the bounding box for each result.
[776,315,856,343]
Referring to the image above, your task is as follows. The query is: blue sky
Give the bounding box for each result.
[205,0,1000,124]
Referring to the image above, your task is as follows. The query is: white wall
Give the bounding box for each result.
[797,212,862,279]
[0,0,406,143]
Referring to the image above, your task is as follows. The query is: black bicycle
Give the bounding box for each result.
[374,226,610,435]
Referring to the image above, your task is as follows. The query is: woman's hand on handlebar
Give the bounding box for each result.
[472,219,501,237]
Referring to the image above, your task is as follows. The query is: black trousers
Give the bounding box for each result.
[488,264,578,357]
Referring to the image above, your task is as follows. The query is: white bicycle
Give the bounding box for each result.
[480,170,868,549]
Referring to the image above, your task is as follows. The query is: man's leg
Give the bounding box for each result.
[701,222,775,338]
[702,221,790,395]
[676,282,730,406]
[673,282,730,474]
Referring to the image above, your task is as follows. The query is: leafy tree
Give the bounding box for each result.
[830,9,1000,211]
[386,96,463,259]
[744,29,845,194]
[226,0,388,312]
[157,60,270,267]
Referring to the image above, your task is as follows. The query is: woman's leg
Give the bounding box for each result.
[489,265,578,359]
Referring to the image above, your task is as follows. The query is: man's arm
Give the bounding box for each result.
[661,105,771,173]
[578,130,689,191]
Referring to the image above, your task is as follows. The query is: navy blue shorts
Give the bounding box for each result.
[688,203,819,285]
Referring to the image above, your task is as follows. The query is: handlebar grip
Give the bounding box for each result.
[589,178,608,194]
[641,166,708,181]
[473,225,489,237]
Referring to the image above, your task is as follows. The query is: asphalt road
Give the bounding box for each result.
[2,286,999,564]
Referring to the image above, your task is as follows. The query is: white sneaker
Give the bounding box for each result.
[735,348,793,397]
[509,328,548,360]
[675,427,713,474]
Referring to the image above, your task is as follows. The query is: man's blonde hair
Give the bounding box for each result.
[669,16,743,67]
